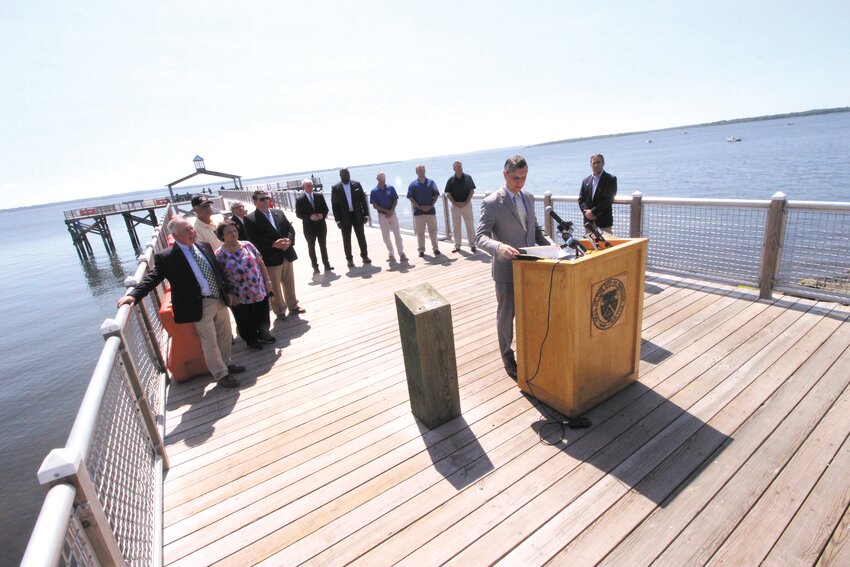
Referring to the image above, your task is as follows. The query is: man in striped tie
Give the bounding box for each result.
[117,217,245,388]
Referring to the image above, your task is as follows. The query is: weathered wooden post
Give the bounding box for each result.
[395,283,461,429]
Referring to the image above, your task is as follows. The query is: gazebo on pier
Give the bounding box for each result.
[166,155,244,201]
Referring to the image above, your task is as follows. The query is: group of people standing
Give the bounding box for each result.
[117,153,616,388]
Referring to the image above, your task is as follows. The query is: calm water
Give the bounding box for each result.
[2,111,849,563]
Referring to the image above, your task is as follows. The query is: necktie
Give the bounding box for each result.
[515,193,527,232]
[191,245,221,298]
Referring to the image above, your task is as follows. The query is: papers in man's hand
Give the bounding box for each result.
[517,246,572,260]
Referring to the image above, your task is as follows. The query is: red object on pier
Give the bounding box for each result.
[158,290,208,383]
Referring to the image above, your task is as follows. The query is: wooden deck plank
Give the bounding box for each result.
[763,434,850,565]
[159,219,850,566]
[539,302,848,566]
[651,324,850,565]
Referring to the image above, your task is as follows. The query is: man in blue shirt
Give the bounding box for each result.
[406,164,441,257]
[370,171,408,263]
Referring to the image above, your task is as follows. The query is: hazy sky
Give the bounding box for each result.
[2,1,848,209]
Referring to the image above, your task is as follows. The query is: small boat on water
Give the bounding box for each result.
[726,136,742,142]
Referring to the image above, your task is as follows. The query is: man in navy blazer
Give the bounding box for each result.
[117,216,244,388]
[295,178,334,274]
[331,168,371,268]
[578,153,618,233]
[244,190,306,319]
[476,155,551,380]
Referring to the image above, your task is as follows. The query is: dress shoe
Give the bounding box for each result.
[452,247,460,253]
[289,306,306,316]
[324,264,334,271]
[227,363,246,374]
[217,375,240,388]
[257,334,276,344]
[399,255,409,262]
[362,257,372,264]
[418,251,425,257]
[434,249,442,256]
[388,255,396,262]
[347,261,355,268]
[246,342,262,351]
[504,359,518,381]
[471,246,477,253]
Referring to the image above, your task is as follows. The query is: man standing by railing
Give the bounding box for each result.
[408,164,441,257]
[445,160,477,253]
[244,190,306,319]
[295,178,334,274]
[117,217,244,388]
[191,194,224,250]
[331,168,372,269]
[370,171,408,263]
[230,201,248,240]
[578,153,618,235]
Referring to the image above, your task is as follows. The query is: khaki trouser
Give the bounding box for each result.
[193,297,232,380]
[451,203,476,248]
[414,215,439,253]
[267,261,298,315]
[378,213,405,258]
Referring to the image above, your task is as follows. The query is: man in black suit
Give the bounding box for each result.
[116,217,244,388]
[331,168,371,268]
[578,153,618,234]
[243,190,306,319]
[295,178,334,274]
[229,201,248,240]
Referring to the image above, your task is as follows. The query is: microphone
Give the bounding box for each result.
[584,221,611,249]
[544,206,569,230]
[564,235,587,255]
[545,206,585,256]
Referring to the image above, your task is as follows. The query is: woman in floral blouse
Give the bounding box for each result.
[215,221,277,351]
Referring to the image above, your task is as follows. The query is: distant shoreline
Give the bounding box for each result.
[531,107,850,148]
[3,107,848,214]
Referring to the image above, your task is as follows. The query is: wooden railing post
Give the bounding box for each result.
[629,191,643,238]
[759,191,787,299]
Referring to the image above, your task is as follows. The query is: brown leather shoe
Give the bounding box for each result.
[217,375,240,388]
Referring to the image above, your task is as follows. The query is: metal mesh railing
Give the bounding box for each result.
[776,203,850,301]
[62,513,99,566]
[86,355,156,564]
[640,201,767,286]
[126,305,162,412]
[22,208,173,567]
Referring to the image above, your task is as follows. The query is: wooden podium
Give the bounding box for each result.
[514,238,648,417]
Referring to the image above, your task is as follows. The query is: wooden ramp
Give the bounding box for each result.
[161,221,850,566]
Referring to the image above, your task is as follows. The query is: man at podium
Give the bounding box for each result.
[476,155,552,380]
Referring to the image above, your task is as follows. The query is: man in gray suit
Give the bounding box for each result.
[476,155,551,380]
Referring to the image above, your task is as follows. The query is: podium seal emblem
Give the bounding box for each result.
[592,277,626,330]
